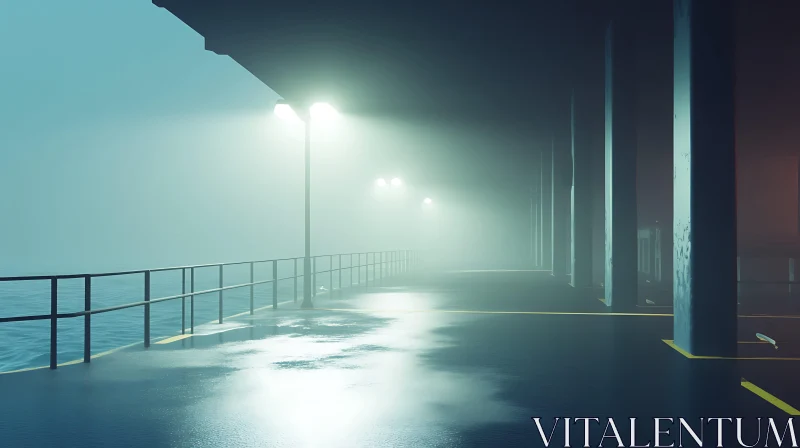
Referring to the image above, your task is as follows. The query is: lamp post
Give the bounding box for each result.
[274,100,338,309]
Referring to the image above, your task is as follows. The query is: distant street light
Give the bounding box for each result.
[391,177,403,187]
[423,198,433,205]
[376,178,387,187]
[274,99,339,309]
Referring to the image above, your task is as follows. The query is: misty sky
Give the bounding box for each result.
[3,1,799,276]
[0,1,532,276]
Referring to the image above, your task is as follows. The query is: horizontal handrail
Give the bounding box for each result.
[0,250,421,372]
[0,252,394,282]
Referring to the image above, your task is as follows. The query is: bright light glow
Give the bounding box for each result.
[423,198,432,205]
[376,178,387,187]
[391,178,402,187]
[310,102,339,121]
[274,101,299,122]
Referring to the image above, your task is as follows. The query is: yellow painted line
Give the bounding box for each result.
[0,365,48,375]
[155,334,192,345]
[90,340,146,359]
[741,378,800,415]
[0,298,303,375]
[0,340,148,375]
[598,298,606,304]
[662,339,800,361]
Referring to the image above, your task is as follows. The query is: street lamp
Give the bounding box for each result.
[423,197,432,205]
[391,177,402,187]
[376,178,387,187]
[274,99,338,309]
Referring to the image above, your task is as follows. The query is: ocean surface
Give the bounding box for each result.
[0,259,374,372]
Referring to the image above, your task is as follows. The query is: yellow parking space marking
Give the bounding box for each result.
[0,340,146,375]
[0,298,301,375]
[155,334,193,345]
[662,339,800,361]
[741,378,800,415]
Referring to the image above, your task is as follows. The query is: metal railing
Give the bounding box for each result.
[0,250,420,370]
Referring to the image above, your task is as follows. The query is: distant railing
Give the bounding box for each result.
[0,250,420,370]
[637,225,800,293]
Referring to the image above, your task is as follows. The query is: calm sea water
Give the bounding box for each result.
[0,259,373,372]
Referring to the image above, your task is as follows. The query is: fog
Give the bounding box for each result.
[0,0,534,276]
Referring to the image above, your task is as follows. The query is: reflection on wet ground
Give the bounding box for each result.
[0,271,798,447]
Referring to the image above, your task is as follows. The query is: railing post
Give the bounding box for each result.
[294,258,298,302]
[250,262,255,315]
[380,252,383,283]
[144,271,151,348]
[329,255,333,294]
[190,268,195,334]
[273,260,278,309]
[218,265,224,324]
[313,257,317,296]
[338,254,342,292]
[181,269,186,334]
[357,254,361,284]
[84,275,91,363]
[50,278,57,370]
[350,253,353,286]
[365,253,369,288]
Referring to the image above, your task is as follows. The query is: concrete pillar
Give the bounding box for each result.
[789,258,795,297]
[537,197,544,267]
[673,0,737,357]
[532,199,539,267]
[603,4,638,310]
[797,157,800,236]
[552,136,568,278]
[540,149,552,269]
[570,89,593,288]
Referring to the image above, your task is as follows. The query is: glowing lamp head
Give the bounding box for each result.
[309,102,339,121]
[274,100,300,122]
[376,178,387,187]
[390,178,402,187]
[423,198,433,205]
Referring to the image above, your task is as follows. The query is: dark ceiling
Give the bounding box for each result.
[151,0,607,128]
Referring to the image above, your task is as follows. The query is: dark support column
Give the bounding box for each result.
[603,4,638,310]
[673,0,737,357]
[531,191,540,268]
[537,186,544,267]
[797,157,800,236]
[540,149,552,269]
[552,136,568,278]
[571,89,593,288]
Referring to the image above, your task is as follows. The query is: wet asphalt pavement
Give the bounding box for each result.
[0,270,798,447]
